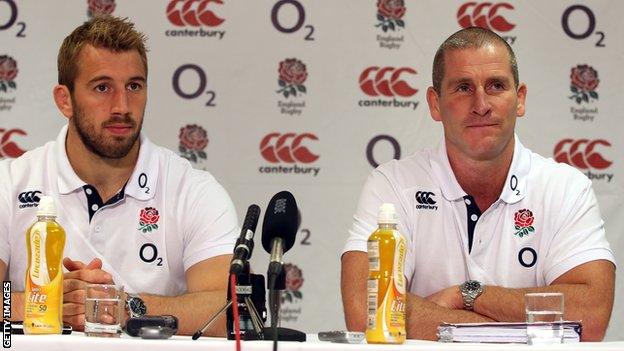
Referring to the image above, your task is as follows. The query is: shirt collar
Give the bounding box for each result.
[430,134,530,204]
[55,125,158,201]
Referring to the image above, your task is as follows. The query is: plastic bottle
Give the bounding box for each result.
[366,203,406,344]
[24,196,66,334]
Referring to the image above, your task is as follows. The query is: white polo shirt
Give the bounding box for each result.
[0,125,238,295]
[344,136,615,297]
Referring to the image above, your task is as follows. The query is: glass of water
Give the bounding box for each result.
[525,292,564,345]
[85,284,124,337]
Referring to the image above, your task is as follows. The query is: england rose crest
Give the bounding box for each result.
[0,55,18,92]
[569,64,599,104]
[138,207,159,233]
[277,58,307,98]
[179,124,208,163]
[375,0,406,32]
[87,0,116,17]
[513,209,535,238]
[281,263,303,303]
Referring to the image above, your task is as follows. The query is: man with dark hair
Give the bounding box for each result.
[341,27,615,341]
[0,16,238,336]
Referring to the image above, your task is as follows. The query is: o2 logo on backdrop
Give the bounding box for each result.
[561,5,605,47]
[366,135,401,168]
[165,0,225,39]
[258,133,320,176]
[271,0,315,41]
[0,0,26,37]
[172,64,216,107]
[554,139,613,182]
[87,0,116,18]
[457,2,516,44]
[0,128,27,159]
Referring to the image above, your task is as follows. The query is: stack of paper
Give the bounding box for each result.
[437,321,582,343]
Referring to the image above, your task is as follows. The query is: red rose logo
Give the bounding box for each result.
[281,263,303,303]
[513,209,535,237]
[277,58,307,98]
[377,0,406,20]
[279,59,307,85]
[0,56,18,92]
[285,263,304,291]
[569,64,599,104]
[88,0,116,17]
[179,124,208,163]
[376,0,406,32]
[138,207,159,233]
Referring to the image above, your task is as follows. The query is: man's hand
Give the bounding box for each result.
[62,257,114,331]
[426,285,463,310]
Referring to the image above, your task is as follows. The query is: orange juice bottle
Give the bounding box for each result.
[24,196,66,334]
[366,203,406,344]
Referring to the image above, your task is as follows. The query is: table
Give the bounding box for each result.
[7,333,624,351]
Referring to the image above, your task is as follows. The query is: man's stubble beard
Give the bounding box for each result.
[71,102,143,159]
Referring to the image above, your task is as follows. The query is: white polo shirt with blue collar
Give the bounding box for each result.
[343,136,615,297]
[0,125,238,295]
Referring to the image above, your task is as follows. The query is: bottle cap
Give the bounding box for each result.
[378,203,398,224]
[36,195,57,217]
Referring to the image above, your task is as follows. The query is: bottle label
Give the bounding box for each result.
[366,230,406,344]
[25,221,63,334]
[366,279,378,328]
[367,241,380,271]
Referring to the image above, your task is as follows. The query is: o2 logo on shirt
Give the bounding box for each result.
[518,247,537,268]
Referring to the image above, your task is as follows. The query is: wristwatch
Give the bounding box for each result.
[460,280,484,311]
[125,293,147,318]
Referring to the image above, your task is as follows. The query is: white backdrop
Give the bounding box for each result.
[1,0,622,340]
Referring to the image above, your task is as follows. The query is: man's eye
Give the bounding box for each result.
[95,84,109,93]
[491,82,505,90]
[457,84,470,92]
[128,82,142,91]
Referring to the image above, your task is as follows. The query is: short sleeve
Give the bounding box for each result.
[543,180,615,284]
[179,174,238,271]
[0,161,12,265]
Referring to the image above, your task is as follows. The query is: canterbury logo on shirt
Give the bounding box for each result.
[18,190,42,209]
[415,191,438,210]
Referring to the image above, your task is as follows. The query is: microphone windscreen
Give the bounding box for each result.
[242,204,261,233]
[261,191,299,253]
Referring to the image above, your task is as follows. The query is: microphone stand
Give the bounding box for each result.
[260,264,307,343]
[192,262,265,340]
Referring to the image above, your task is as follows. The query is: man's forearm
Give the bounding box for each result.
[10,292,24,321]
[140,289,228,336]
[407,293,493,340]
[474,260,615,341]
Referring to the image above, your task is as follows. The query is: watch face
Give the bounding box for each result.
[464,280,481,293]
[129,298,147,316]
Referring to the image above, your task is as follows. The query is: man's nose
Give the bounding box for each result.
[472,87,491,117]
[111,89,130,115]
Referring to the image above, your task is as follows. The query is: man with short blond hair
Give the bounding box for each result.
[0,16,238,336]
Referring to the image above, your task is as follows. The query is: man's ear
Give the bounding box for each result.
[53,85,73,119]
[427,86,442,122]
[516,83,527,118]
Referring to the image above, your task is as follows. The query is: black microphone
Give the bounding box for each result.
[261,191,299,281]
[230,204,261,275]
